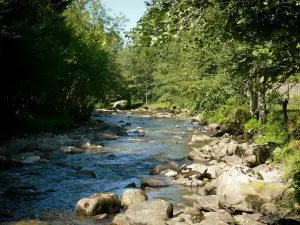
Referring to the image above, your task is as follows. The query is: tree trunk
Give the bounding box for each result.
[282,82,290,124]
[258,76,267,123]
[247,83,259,119]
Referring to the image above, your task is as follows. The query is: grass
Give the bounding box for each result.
[143,102,175,109]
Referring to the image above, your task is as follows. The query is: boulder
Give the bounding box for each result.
[103,124,128,136]
[243,155,258,167]
[199,210,235,225]
[260,203,278,215]
[160,169,177,177]
[233,213,265,225]
[222,155,243,165]
[96,133,117,140]
[208,123,221,131]
[113,100,128,109]
[76,192,121,216]
[21,156,40,164]
[216,165,262,213]
[61,146,85,154]
[141,177,169,188]
[193,195,219,212]
[113,199,173,225]
[150,161,179,175]
[188,150,213,162]
[190,135,212,144]
[120,189,148,208]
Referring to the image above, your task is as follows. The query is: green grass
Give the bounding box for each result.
[143,102,174,109]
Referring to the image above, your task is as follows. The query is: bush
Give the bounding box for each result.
[292,170,300,203]
[244,112,289,145]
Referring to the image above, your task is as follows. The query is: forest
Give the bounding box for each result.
[1,0,300,206]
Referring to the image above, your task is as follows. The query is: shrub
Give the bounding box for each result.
[292,170,300,203]
[244,112,289,145]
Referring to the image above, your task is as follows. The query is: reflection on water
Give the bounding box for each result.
[0,113,202,224]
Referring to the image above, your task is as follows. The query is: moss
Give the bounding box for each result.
[245,194,264,211]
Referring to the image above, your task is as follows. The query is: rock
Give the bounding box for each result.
[176,125,180,128]
[215,147,228,161]
[21,155,40,164]
[188,150,213,162]
[171,178,204,187]
[234,213,265,225]
[160,169,177,177]
[222,155,243,165]
[141,177,169,188]
[182,194,200,202]
[76,192,121,216]
[129,128,145,134]
[203,183,216,195]
[260,203,278,215]
[113,100,128,109]
[199,210,235,225]
[243,155,258,167]
[190,135,212,144]
[103,124,128,136]
[113,199,173,225]
[208,123,221,131]
[124,182,136,188]
[120,189,148,208]
[81,141,91,149]
[92,213,107,220]
[216,165,261,213]
[193,195,219,212]
[62,146,85,154]
[184,207,201,216]
[0,209,13,218]
[96,133,117,140]
[166,213,195,225]
[77,170,96,178]
[150,161,179,175]
[209,160,217,165]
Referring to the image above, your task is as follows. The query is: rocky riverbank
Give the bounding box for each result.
[0,110,299,224]
[70,131,299,225]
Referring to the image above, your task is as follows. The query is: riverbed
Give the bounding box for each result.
[0,112,202,224]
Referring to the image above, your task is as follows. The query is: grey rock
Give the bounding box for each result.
[76,192,120,216]
[121,189,148,209]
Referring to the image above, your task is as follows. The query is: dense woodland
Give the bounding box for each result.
[1,0,300,201]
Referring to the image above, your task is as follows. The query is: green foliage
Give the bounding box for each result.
[292,170,300,203]
[0,0,127,138]
[244,112,289,145]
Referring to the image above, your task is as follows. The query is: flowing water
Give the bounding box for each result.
[0,112,202,224]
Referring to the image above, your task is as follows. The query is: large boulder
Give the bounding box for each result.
[193,195,219,212]
[113,199,173,225]
[113,100,128,109]
[188,149,213,162]
[216,165,262,213]
[140,177,169,188]
[150,161,179,175]
[76,192,121,216]
[190,135,212,144]
[199,210,235,225]
[120,189,148,209]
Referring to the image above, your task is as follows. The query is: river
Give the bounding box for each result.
[0,112,202,224]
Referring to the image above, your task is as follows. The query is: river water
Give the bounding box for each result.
[0,112,202,224]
